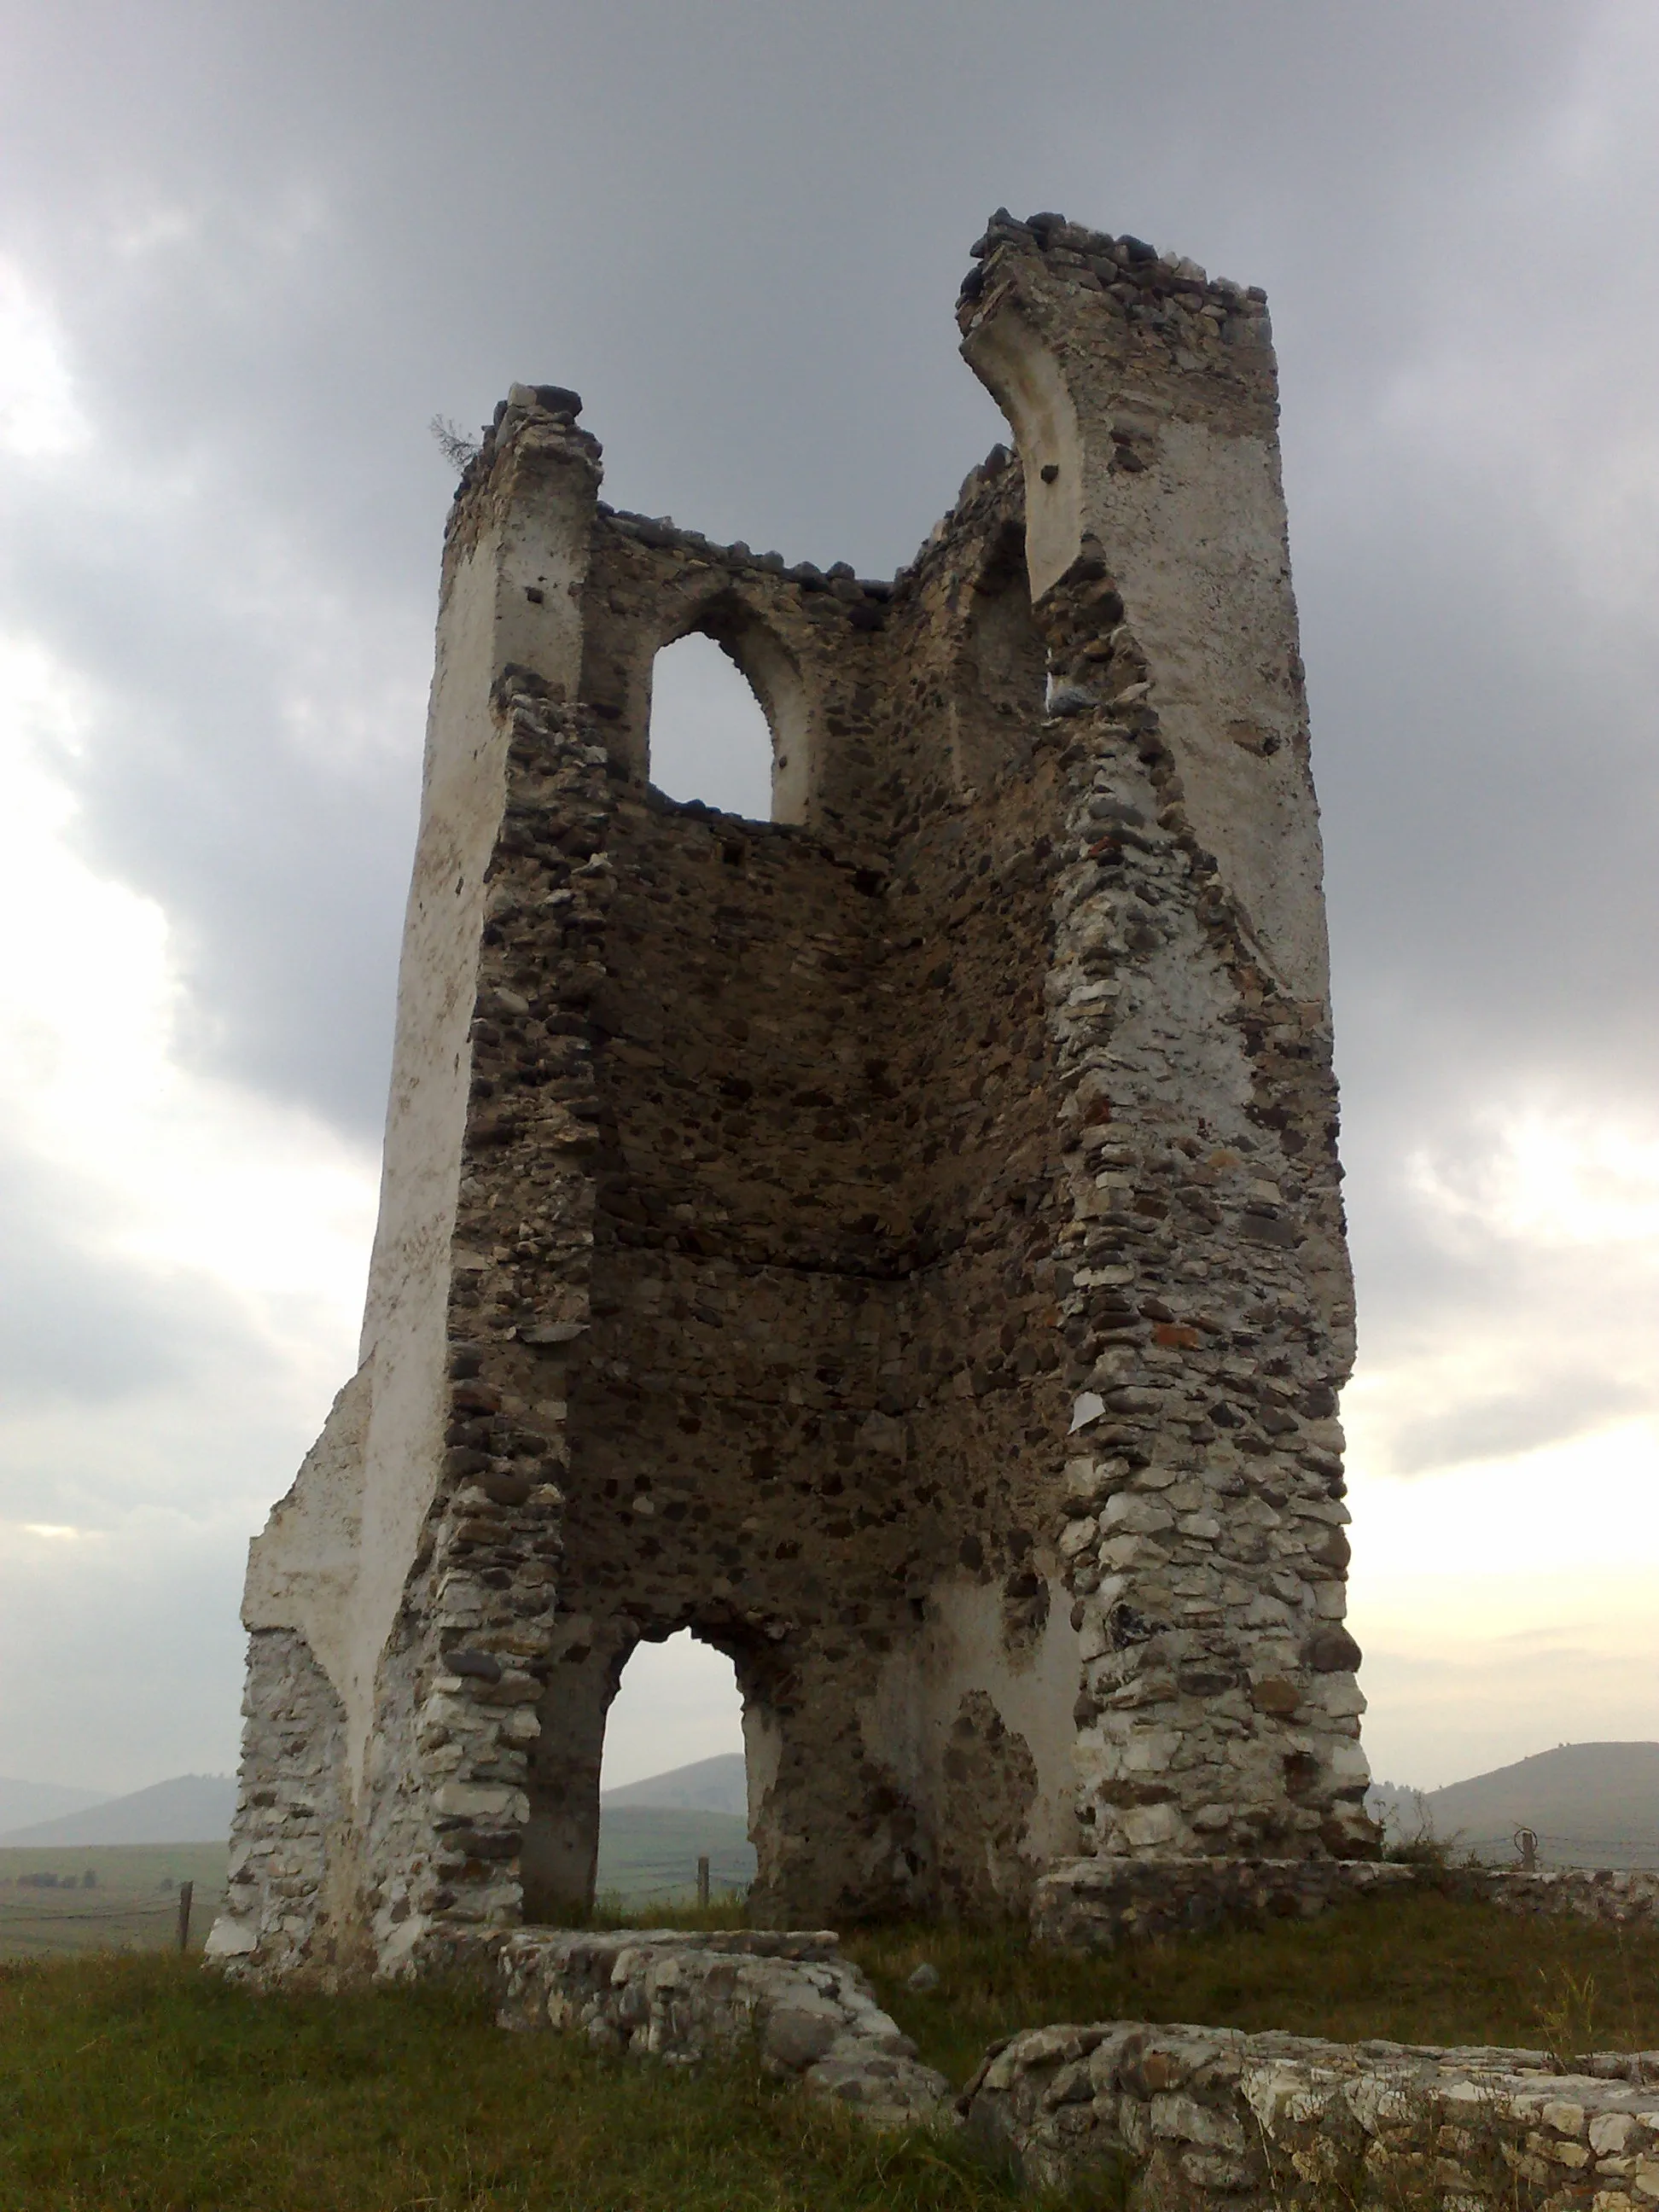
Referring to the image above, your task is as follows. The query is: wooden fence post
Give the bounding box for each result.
[696,1855,710,1910]
[176,1878,194,1953]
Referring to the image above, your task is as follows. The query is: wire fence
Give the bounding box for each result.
[1463,1832,1659,1871]
[0,1901,181,1927]
[0,1877,205,1956]
[1370,1796,1659,1871]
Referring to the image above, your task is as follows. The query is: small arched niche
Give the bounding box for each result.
[952,522,1051,791]
[962,306,1084,600]
[645,604,812,825]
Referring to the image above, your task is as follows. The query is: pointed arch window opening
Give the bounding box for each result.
[646,631,778,823]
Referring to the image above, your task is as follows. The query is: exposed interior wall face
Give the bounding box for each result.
[519,1627,631,1921]
[576,519,896,841]
[853,481,1081,1917]
[518,469,1088,1925]
[962,533,1053,777]
[859,1577,1083,1920]
[546,794,934,1922]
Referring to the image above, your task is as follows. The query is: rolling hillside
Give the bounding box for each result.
[0,1776,236,1848]
[596,1807,755,1901]
[597,1755,753,1895]
[8,1743,1655,1877]
[601,1753,747,1817]
[1371,1742,1659,1869]
[0,1766,749,1908]
[0,1779,110,1835]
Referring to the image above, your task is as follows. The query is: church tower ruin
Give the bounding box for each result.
[210,212,1373,1982]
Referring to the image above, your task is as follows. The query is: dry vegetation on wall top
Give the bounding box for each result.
[9,1895,1659,2209]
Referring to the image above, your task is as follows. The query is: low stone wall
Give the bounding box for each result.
[497,1928,949,2128]
[961,2020,1659,2206]
[1473,1866,1659,1931]
[1032,1856,1659,1953]
[1031,1856,1416,1950]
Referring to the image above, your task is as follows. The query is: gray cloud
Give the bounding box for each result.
[6,1,1641,1123]
[1387,1377,1649,1481]
[0,1142,250,1408]
[1,0,1656,1780]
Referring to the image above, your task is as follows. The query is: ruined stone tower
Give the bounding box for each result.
[210,212,1373,1982]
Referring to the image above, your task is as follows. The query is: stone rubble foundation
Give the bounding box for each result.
[496,1927,951,2129]
[1031,1854,1417,1950]
[1031,1859,1659,1953]
[490,1870,1659,2193]
[960,2022,1659,2207]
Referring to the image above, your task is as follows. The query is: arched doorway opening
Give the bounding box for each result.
[597,1629,754,1910]
[647,632,775,820]
[521,1624,754,1922]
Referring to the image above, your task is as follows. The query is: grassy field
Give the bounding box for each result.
[594,1807,754,1904]
[0,1845,229,1959]
[845,1888,1659,2087]
[4,1891,1659,2209]
[0,1814,748,1960]
[0,1950,1099,2212]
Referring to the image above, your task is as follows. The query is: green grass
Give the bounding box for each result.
[9,1891,1659,2208]
[0,1847,229,1959]
[843,1889,1659,2087]
[0,1952,1104,2212]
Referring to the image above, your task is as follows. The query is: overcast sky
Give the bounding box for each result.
[1,1,1655,1800]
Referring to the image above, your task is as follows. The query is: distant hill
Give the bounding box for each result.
[0,1780,111,1836]
[597,1756,754,1899]
[0,1775,235,1848]
[596,1807,754,1900]
[602,1753,748,1819]
[1371,1743,1659,1870]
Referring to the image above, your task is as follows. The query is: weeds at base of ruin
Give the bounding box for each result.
[7,1895,1659,2209]
[839,1891,1659,2089]
[0,1948,1112,2212]
[573,1887,753,1933]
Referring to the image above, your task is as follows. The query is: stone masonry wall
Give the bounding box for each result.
[498,1927,949,2130]
[214,208,1371,1981]
[210,1628,352,1976]
[503,480,1086,1924]
[962,2018,1659,2207]
[1030,1859,1659,1956]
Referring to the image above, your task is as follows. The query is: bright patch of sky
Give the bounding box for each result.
[0,259,89,460]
